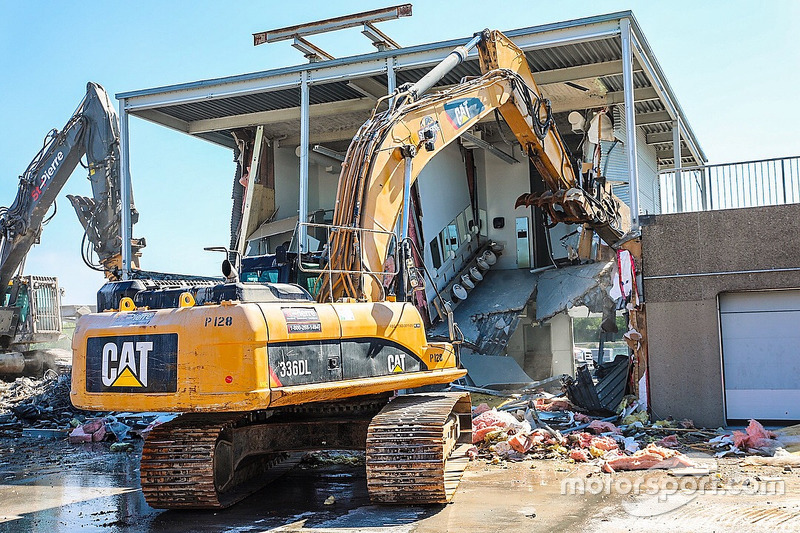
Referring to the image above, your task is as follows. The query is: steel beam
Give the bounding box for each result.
[362,23,401,50]
[119,100,132,280]
[533,59,639,85]
[645,131,673,144]
[547,87,658,113]
[133,109,190,133]
[634,110,672,126]
[620,18,639,232]
[254,4,412,45]
[387,56,396,103]
[187,98,376,134]
[656,147,692,160]
[299,71,310,253]
[283,127,361,146]
[347,77,387,98]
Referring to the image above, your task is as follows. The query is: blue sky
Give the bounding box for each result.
[1,1,798,304]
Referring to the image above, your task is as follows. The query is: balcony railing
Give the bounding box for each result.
[658,155,800,214]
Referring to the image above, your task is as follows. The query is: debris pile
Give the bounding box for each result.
[466,393,711,471]
[0,370,99,437]
[706,418,800,459]
[68,415,131,444]
[601,443,696,472]
[1,371,175,446]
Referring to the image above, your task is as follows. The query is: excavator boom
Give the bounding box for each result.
[0,82,142,292]
[317,30,627,303]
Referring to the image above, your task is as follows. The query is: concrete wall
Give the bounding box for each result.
[641,203,800,427]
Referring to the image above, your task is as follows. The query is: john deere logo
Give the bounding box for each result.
[102,341,152,387]
[86,334,177,393]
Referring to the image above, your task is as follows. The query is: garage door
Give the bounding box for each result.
[720,290,800,420]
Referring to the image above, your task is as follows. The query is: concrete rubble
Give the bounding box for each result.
[0,370,176,446]
[0,370,86,437]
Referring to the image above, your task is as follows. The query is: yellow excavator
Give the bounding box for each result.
[71,29,627,509]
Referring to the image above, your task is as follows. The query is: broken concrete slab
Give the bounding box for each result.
[535,260,615,321]
[460,353,535,390]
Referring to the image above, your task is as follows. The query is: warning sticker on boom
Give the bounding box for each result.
[282,307,322,334]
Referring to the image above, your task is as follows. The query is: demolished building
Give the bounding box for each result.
[109,10,749,421]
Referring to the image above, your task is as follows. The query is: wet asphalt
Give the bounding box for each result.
[3,437,800,532]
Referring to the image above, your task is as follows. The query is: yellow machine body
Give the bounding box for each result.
[71,300,464,412]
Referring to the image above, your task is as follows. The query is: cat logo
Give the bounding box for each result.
[87,334,177,393]
[102,341,152,388]
[388,353,406,373]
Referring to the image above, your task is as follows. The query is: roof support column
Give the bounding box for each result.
[620,18,640,231]
[386,55,396,105]
[299,71,310,253]
[119,99,132,280]
[672,120,683,212]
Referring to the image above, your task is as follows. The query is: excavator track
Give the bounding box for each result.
[366,392,472,504]
[140,413,301,509]
[140,395,391,510]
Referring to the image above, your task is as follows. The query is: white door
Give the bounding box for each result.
[720,290,800,420]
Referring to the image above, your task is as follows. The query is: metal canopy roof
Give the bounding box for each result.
[118,11,705,168]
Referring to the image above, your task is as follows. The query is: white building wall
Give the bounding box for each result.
[274,145,300,220]
[417,144,471,241]
[418,143,473,300]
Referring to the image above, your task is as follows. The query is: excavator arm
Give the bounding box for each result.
[318,30,627,302]
[0,82,142,292]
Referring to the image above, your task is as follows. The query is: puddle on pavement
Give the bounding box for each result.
[0,443,431,533]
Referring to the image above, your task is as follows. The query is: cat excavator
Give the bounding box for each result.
[71,30,627,509]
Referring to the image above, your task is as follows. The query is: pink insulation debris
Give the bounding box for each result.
[655,434,679,448]
[472,409,520,430]
[472,403,491,416]
[471,409,528,443]
[508,433,536,453]
[68,426,92,444]
[473,426,503,443]
[508,429,561,452]
[533,398,573,412]
[574,413,591,423]
[602,444,695,472]
[590,436,619,452]
[570,448,591,462]
[732,419,777,451]
[570,432,619,452]
[587,420,621,434]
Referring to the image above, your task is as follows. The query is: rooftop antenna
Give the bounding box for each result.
[253,3,412,62]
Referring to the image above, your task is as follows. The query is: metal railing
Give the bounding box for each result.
[296,222,398,276]
[658,155,800,214]
[296,222,399,296]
